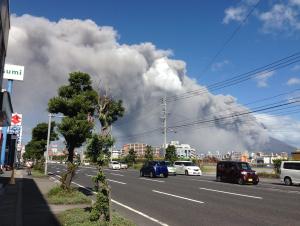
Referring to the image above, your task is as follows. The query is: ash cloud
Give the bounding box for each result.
[6,15,269,153]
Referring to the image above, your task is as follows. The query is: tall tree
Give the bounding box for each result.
[86,92,124,222]
[48,72,98,188]
[145,145,153,161]
[165,145,178,163]
[24,122,57,161]
[126,148,137,166]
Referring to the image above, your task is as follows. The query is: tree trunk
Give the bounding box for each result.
[67,145,74,163]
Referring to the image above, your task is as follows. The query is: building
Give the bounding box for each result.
[111,149,122,159]
[122,143,163,158]
[292,151,300,160]
[168,141,196,158]
[122,143,148,158]
[0,0,12,126]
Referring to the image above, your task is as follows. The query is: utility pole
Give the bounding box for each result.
[161,96,167,150]
[45,113,52,175]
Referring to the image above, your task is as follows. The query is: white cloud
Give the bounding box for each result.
[255,113,300,147]
[287,77,300,85]
[223,6,248,24]
[7,15,271,153]
[254,71,275,87]
[211,60,229,72]
[259,3,300,34]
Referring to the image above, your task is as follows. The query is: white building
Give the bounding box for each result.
[168,141,196,158]
[112,149,122,159]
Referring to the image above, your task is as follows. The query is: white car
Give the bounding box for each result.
[280,161,300,186]
[165,161,176,175]
[120,162,128,169]
[174,161,202,176]
[109,161,121,170]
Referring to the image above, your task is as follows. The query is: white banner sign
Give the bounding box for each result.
[4,64,25,81]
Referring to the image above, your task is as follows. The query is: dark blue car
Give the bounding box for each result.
[140,161,168,178]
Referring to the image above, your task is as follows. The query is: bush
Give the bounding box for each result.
[33,161,45,173]
[47,186,91,205]
[58,208,136,226]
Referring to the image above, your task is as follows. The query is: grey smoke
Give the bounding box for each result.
[6,15,270,153]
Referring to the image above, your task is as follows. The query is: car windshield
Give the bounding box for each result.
[238,163,251,170]
[165,161,173,166]
[183,162,195,166]
[112,162,119,164]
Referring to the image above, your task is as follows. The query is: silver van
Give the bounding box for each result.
[280,161,300,186]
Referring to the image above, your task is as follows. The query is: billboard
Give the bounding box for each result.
[3,64,25,81]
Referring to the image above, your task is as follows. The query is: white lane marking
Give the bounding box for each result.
[107,179,127,185]
[139,178,165,183]
[190,179,214,183]
[110,173,124,177]
[152,190,204,204]
[56,170,60,173]
[51,175,168,226]
[199,187,263,199]
[111,199,169,226]
[85,174,126,184]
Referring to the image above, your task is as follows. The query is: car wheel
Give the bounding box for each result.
[174,173,177,176]
[150,171,155,178]
[216,176,221,182]
[253,181,258,185]
[185,170,189,176]
[237,178,244,185]
[284,177,292,186]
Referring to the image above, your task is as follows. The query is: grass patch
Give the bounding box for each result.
[200,165,216,173]
[31,169,46,178]
[47,186,91,205]
[58,208,136,226]
[257,172,280,179]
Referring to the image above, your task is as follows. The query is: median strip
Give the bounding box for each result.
[139,178,165,183]
[199,187,263,199]
[49,175,168,226]
[153,190,204,204]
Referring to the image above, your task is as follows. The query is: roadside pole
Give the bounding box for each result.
[0,80,13,166]
[44,113,52,175]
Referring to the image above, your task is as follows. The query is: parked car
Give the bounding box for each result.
[120,162,128,169]
[82,160,90,166]
[216,161,259,185]
[140,161,168,178]
[280,161,300,186]
[108,161,121,170]
[165,161,176,175]
[174,161,202,176]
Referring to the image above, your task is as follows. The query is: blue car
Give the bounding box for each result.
[140,161,168,178]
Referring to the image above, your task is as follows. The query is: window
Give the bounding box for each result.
[284,162,300,170]
[174,162,181,165]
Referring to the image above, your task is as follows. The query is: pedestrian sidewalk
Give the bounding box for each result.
[0,169,60,226]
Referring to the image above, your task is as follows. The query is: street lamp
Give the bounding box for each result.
[44,113,65,175]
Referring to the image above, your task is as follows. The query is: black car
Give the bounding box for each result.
[140,161,169,178]
[216,161,259,185]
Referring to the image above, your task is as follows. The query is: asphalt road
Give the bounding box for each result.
[48,164,300,226]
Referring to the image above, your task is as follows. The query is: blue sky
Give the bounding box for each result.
[8,0,300,148]
[11,0,300,105]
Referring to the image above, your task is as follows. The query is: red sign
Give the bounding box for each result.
[11,113,22,126]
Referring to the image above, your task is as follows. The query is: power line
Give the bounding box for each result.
[200,0,261,78]
[166,52,300,102]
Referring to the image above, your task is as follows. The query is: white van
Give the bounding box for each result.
[174,161,202,176]
[280,161,300,186]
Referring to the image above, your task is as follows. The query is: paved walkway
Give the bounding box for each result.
[0,169,60,226]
